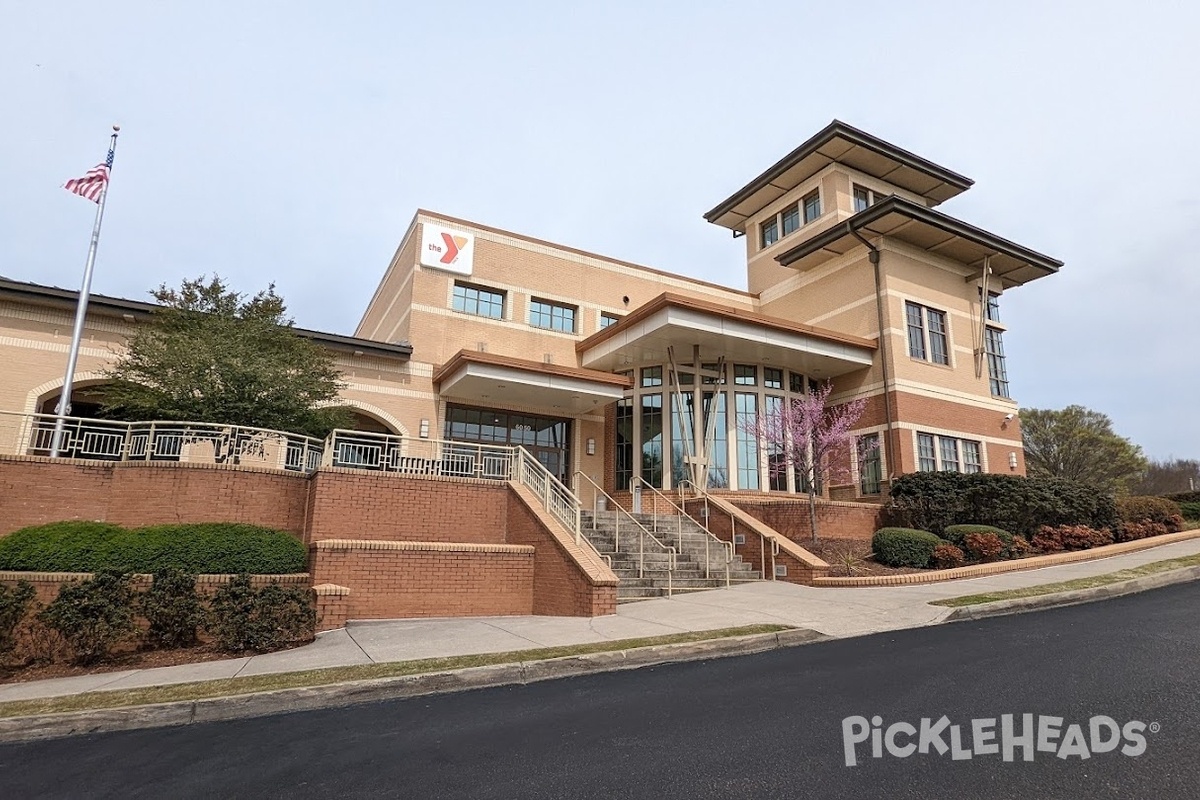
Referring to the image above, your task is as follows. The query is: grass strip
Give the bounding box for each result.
[931,553,1200,608]
[0,624,790,719]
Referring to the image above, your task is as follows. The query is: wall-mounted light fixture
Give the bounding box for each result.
[1008,452,1018,470]
[419,419,430,439]
[586,438,596,456]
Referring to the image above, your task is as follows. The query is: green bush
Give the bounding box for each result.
[39,571,136,665]
[0,581,36,657]
[1116,496,1183,528]
[1165,490,1200,505]
[1179,502,1200,522]
[140,569,204,649]
[885,473,1118,539]
[943,524,1014,548]
[208,575,316,654]
[0,522,306,575]
[871,528,943,568]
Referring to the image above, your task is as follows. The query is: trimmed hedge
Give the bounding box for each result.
[1180,502,1200,522]
[885,472,1118,539]
[1116,496,1183,527]
[0,522,306,575]
[943,524,1014,547]
[872,528,943,568]
[1165,490,1200,505]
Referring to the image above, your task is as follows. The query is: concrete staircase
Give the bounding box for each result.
[579,510,762,602]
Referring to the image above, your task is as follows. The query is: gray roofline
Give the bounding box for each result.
[774,196,1064,273]
[0,277,413,360]
[703,120,975,224]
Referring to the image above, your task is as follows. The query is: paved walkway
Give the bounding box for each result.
[3,537,1199,704]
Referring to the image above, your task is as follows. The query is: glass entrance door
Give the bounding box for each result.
[444,405,572,486]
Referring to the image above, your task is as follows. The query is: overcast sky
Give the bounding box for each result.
[2,1,1197,459]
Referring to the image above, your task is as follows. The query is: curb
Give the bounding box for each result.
[0,628,826,743]
[943,564,1200,622]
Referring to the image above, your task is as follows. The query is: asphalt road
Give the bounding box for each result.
[3,582,1199,800]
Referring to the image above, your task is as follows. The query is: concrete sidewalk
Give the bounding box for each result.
[3,536,1200,704]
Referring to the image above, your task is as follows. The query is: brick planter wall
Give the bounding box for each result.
[729,496,882,542]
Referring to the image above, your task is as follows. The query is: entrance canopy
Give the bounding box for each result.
[433,350,632,415]
[576,293,876,379]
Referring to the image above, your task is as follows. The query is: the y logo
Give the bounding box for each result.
[440,232,469,264]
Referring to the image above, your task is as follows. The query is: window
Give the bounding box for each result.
[858,433,882,495]
[702,363,725,385]
[452,282,504,319]
[985,327,1009,398]
[641,394,663,488]
[615,399,634,490]
[766,395,787,491]
[789,372,805,393]
[852,184,888,212]
[985,291,1001,323]
[735,393,759,490]
[600,312,621,329]
[704,391,728,489]
[917,433,937,472]
[734,365,757,386]
[939,437,960,472]
[763,367,783,390]
[529,298,576,333]
[640,366,663,388]
[761,216,779,248]
[918,433,983,473]
[781,204,801,236]
[905,301,950,365]
[962,440,982,474]
[802,190,821,224]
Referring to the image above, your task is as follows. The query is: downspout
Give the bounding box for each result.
[847,222,897,486]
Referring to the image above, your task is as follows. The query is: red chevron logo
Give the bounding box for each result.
[440,232,468,264]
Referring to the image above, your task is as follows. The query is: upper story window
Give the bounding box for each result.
[452,282,505,319]
[985,291,1001,323]
[529,298,576,333]
[600,312,622,329]
[761,216,779,248]
[734,364,757,386]
[781,204,801,236]
[985,327,1010,398]
[853,184,888,212]
[802,190,821,224]
[905,301,950,366]
[763,367,783,390]
[641,366,663,388]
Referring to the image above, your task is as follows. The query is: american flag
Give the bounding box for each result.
[62,148,115,203]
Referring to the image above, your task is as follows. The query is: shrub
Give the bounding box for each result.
[1179,503,1200,522]
[1116,520,1170,542]
[1033,525,1113,553]
[0,521,126,572]
[140,569,204,649]
[208,575,316,653]
[963,532,1006,562]
[0,522,306,575]
[1165,490,1200,505]
[1116,496,1184,530]
[39,571,136,665]
[871,528,943,568]
[0,581,36,657]
[930,543,966,569]
[1007,536,1033,559]
[943,524,1013,548]
[885,472,1118,539]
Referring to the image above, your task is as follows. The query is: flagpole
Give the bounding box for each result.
[50,125,120,457]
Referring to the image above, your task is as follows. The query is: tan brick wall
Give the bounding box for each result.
[728,497,882,542]
[309,540,534,620]
[304,470,508,544]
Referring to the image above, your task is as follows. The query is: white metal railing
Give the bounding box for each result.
[677,479,777,581]
[633,477,731,585]
[323,429,515,481]
[2,412,324,473]
[576,472,675,587]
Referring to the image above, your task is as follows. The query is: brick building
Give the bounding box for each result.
[1,120,1059,503]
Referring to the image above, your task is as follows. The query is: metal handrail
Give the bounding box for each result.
[576,472,676,586]
[677,479,777,581]
[633,477,731,584]
[2,411,324,473]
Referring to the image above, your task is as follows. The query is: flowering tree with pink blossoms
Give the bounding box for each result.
[747,381,872,543]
